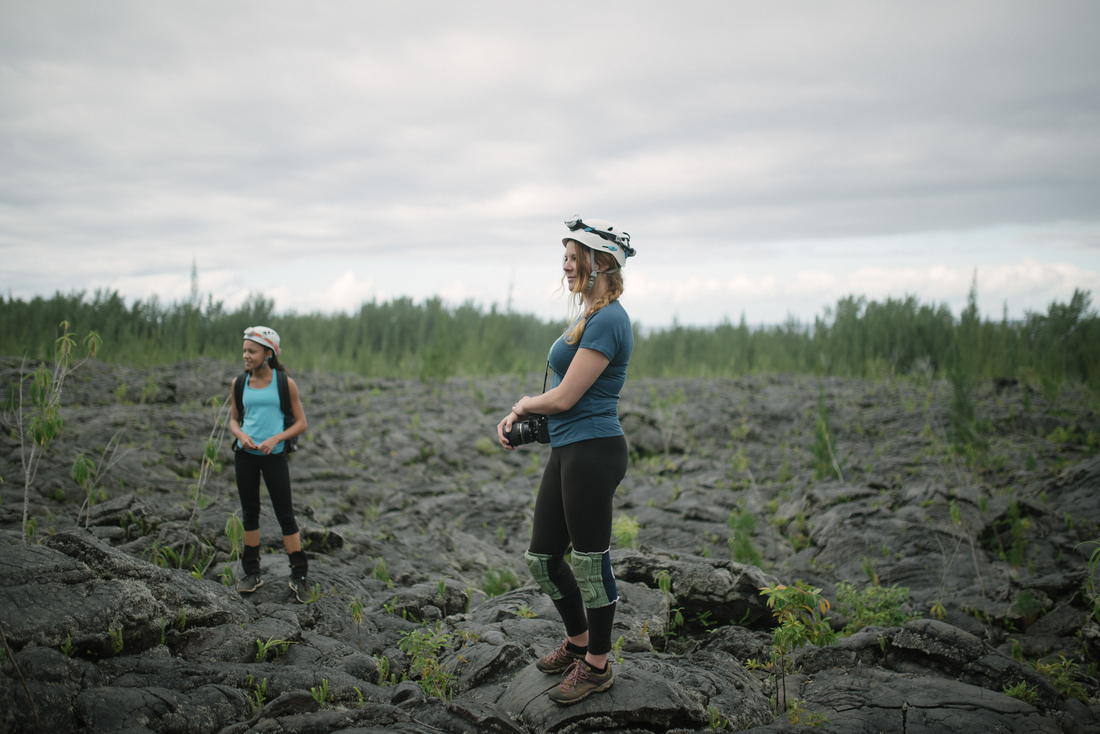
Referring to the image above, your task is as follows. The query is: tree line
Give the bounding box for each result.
[1,287,1097,391]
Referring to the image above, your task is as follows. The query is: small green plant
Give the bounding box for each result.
[189,396,231,523]
[834,581,919,634]
[667,607,685,638]
[655,569,672,596]
[109,627,124,655]
[304,582,325,604]
[482,567,519,597]
[1032,656,1087,701]
[247,676,268,716]
[694,610,716,629]
[1000,501,1031,567]
[348,598,364,649]
[255,637,294,663]
[372,557,392,585]
[225,513,245,563]
[727,507,761,566]
[1002,681,1040,705]
[653,569,683,650]
[1078,538,1100,624]
[399,623,457,700]
[786,699,828,727]
[516,605,535,618]
[310,679,331,706]
[859,556,879,586]
[9,322,101,544]
[1014,590,1042,626]
[707,704,728,731]
[759,580,837,713]
[60,634,75,657]
[811,387,844,481]
[1009,638,1024,663]
[612,635,625,664]
[373,654,400,686]
[612,514,640,549]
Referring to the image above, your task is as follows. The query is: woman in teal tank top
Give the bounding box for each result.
[227,326,310,602]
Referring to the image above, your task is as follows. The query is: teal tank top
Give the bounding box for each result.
[241,371,286,455]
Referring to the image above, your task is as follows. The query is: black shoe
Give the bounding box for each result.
[289,576,310,603]
[237,573,263,593]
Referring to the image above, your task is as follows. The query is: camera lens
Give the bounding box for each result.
[506,420,530,447]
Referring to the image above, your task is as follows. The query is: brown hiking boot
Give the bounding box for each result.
[548,659,614,705]
[536,640,586,674]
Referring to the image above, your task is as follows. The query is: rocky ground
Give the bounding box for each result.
[1,355,1100,734]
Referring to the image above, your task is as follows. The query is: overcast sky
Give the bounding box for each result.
[2,1,1098,330]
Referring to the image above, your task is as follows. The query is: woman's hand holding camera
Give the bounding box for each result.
[497,396,531,450]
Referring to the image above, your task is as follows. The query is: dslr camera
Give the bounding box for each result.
[505,414,550,447]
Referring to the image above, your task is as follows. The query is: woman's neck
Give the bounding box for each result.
[250,362,273,379]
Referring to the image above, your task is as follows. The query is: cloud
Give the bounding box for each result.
[1,1,1098,329]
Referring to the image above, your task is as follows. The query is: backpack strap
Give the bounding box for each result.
[231,373,247,452]
[275,370,298,454]
[232,370,298,454]
[234,372,248,421]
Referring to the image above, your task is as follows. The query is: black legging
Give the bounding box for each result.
[234,450,299,536]
[529,434,628,655]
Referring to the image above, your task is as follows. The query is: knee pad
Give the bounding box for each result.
[571,549,618,608]
[524,551,578,600]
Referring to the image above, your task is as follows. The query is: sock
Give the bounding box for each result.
[242,545,261,576]
[566,641,588,656]
[288,550,308,578]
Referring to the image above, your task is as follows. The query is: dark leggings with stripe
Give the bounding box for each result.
[529,434,628,655]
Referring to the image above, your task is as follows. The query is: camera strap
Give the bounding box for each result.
[541,360,550,393]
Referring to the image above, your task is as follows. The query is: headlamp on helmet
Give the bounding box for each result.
[563,215,636,269]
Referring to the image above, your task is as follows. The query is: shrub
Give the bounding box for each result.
[834,581,920,634]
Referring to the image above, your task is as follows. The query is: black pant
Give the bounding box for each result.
[234,450,299,537]
[529,435,628,655]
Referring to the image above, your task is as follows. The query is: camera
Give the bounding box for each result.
[505,414,550,447]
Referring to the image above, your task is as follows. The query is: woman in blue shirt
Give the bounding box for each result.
[228,326,309,602]
[497,215,636,705]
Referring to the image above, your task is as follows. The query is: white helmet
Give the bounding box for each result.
[243,326,280,356]
[563,215,635,269]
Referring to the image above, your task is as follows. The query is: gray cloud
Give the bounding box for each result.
[1,1,1098,324]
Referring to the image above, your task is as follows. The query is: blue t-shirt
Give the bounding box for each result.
[547,300,633,447]
[241,371,286,455]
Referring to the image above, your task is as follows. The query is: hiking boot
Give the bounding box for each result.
[288,575,310,604]
[548,659,614,705]
[237,572,263,593]
[536,640,587,674]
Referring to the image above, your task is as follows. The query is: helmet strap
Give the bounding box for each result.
[583,249,622,294]
[584,250,597,293]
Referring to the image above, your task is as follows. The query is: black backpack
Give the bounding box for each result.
[232,370,298,454]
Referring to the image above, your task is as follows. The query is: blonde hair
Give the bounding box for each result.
[563,246,624,345]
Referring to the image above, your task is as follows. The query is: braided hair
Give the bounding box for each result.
[563,247,624,345]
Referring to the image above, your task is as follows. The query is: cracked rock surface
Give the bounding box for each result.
[2,357,1099,733]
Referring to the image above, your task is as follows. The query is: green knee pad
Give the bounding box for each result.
[571,549,618,608]
[525,550,568,600]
